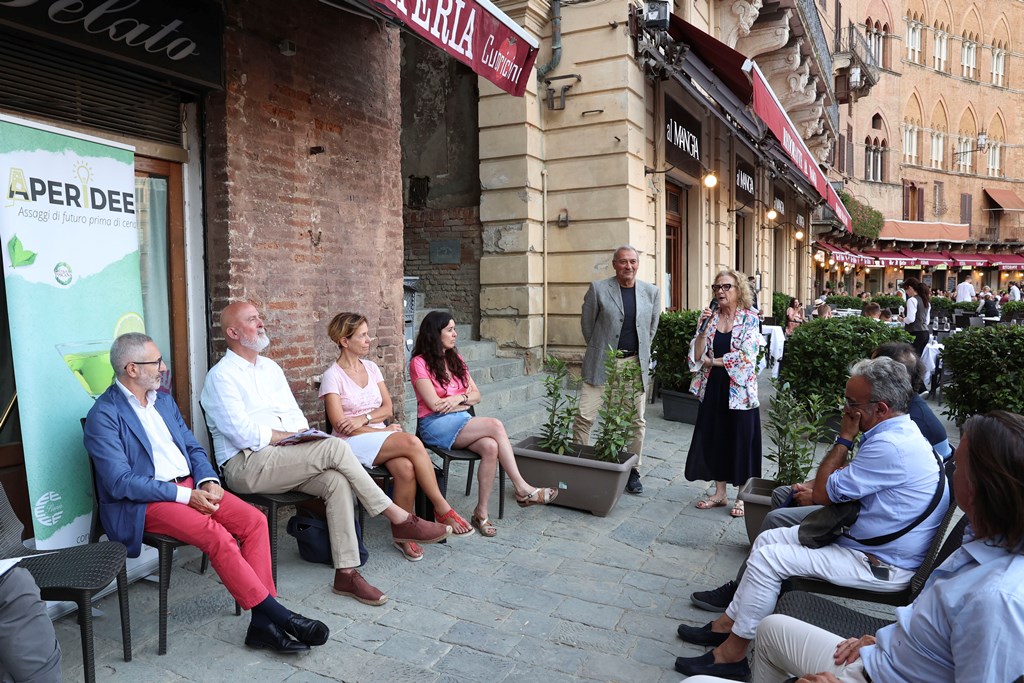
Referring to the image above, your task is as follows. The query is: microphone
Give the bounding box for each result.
[698,299,719,336]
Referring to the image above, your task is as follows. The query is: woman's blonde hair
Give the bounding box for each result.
[714,269,754,310]
[327,312,368,348]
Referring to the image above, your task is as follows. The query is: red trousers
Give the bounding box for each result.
[144,478,275,610]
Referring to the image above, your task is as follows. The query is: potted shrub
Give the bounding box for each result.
[871,294,904,314]
[824,294,863,311]
[779,316,912,440]
[953,301,979,313]
[738,380,832,542]
[940,326,1024,426]
[929,296,953,319]
[513,349,641,516]
[651,309,701,423]
[1000,300,1024,321]
[772,291,792,321]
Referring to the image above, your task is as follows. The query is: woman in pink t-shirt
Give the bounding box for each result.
[321,313,474,561]
[411,311,557,538]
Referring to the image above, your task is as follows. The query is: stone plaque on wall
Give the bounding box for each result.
[430,239,461,264]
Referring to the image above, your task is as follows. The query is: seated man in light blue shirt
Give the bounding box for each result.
[676,357,948,680]
[683,410,1024,683]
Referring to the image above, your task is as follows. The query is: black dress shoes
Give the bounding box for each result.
[283,614,330,646]
[245,621,310,654]
[676,621,730,646]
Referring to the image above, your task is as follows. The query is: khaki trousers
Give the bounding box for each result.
[222,437,391,569]
[572,356,647,467]
[684,614,871,683]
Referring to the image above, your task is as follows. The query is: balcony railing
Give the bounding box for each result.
[834,23,881,86]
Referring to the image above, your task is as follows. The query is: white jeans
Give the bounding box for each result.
[573,357,647,466]
[725,526,913,639]
[684,614,871,683]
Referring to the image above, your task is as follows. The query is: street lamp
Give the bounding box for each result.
[729,197,778,222]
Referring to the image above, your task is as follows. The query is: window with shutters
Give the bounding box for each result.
[960,193,973,225]
[838,133,846,173]
[903,182,924,220]
[933,181,947,217]
[846,127,855,176]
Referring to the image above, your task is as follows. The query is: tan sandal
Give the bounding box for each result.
[695,496,727,510]
[470,514,497,537]
[516,487,558,507]
[730,500,745,518]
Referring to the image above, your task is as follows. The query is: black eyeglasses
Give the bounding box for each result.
[126,357,164,370]
[843,398,879,409]
[711,284,734,292]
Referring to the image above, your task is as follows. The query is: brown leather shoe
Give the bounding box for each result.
[332,569,387,606]
[391,514,451,544]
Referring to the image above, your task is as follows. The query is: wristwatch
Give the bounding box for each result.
[834,436,855,449]
[364,412,373,424]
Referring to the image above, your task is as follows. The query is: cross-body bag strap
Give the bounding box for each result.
[845,452,945,547]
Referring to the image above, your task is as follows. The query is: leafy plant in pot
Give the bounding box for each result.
[940,325,1024,426]
[651,309,700,423]
[738,380,833,543]
[512,348,641,516]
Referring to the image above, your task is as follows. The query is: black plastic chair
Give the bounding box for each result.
[417,407,506,519]
[781,461,960,607]
[1,482,130,683]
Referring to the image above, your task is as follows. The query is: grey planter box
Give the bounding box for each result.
[738,476,779,544]
[512,436,639,517]
[661,388,700,424]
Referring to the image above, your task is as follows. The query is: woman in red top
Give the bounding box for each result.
[411,312,557,537]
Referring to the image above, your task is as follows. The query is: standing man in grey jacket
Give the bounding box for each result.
[574,245,660,494]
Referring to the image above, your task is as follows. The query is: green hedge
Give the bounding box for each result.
[954,301,979,313]
[779,316,913,406]
[825,295,863,310]
[773,291,792,320]
[1001,301,1024,321]
[871,294,904,313]
[942,326,1024,426]
[651,310,700,392]
[929,296,953,316]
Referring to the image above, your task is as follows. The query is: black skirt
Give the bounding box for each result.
[685,334,762,486]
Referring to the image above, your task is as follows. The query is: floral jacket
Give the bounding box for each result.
[687,307,763,410]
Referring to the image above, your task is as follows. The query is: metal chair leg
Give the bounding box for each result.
[267,501,279,588]
[116,565,132,662]
[465,461,476,496]
[498,466,506,519]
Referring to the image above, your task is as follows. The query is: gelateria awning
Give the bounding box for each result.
[816,241,872,265]
[984,188,1024,212]
[666,17,850,232]
[324,0,539,96]
[861,250,915,267]
[988,254,1024,270]
[897,250,952,266]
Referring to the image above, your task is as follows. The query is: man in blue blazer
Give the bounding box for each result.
[84,332,328,654]
[574,245,660,494]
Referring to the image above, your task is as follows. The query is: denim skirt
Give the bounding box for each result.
[418,411,472,449]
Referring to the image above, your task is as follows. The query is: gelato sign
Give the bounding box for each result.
[369,0,539,96]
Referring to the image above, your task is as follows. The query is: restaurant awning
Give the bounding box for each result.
[948,253,991,267]
[328,0,539,96]
[897,250,952,266]
[667,17,851,232]
[861,250,915,267]
[988,254,1024,270]
[879,220,970,242]
[815,241,872,265]
[984,188,1024,212]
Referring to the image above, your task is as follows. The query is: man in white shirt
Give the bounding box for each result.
[1010,281,1021,302]
[955,274,977,302]
[201,302,451,607]
[85,333,329,654]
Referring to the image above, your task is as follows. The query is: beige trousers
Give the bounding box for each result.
[685,614,872,683]
[572,356,647,467]
[222,437,391,569]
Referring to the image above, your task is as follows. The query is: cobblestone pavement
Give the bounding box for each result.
[53,390,957,682]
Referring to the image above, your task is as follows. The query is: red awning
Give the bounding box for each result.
[667,17,851,232]
[948,253,991,267]
[984,188,1024,212]
[816,241,872,265]
[988,254,1024,270]
[897,250,952,266]
[367,0,539,96]
[861,250,915,267]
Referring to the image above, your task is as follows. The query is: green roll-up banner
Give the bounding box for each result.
[1,114,144,548]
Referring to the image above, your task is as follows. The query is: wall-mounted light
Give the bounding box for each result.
[309,145,326,155]
[794,229,804,241]
[279,39,297,56]
[729,197,777,222]
[703,170,718,188]
[557,209,570,227]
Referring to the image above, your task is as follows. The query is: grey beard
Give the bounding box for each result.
[241,332,270,353]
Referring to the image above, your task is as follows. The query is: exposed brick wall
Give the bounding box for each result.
[403,206,482,334]
[204,0,406,423]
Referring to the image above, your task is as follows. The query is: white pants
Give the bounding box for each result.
[684,614,871,683]
[573,357,647,466]
[726,526,912,640]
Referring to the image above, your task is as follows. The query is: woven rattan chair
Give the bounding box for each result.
[1,482,130,683]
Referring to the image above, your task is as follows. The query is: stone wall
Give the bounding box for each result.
[204,0,406,421]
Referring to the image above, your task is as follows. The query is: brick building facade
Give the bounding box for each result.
[205,0,408,421]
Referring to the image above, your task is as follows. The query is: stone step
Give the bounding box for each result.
[456,338,496,362]
[465,356,524,384]
[478,395,549,440]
